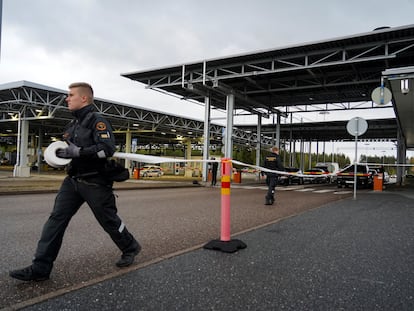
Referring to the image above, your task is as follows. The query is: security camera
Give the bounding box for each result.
[402,87,410,95]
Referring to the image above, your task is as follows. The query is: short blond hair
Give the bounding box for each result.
[69,82,94,103]
[271,146,279,153]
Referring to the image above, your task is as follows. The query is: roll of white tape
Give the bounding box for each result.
[44,141,72,168]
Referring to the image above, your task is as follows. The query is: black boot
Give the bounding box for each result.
[9,266,50,282]
[265,198,273,205]
[116,240,141,267]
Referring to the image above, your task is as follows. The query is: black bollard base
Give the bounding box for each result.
[203,239,247,253]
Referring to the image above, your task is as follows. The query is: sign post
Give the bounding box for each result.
[346,117,368,200]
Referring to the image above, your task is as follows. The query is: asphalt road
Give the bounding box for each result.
[20,191,414,311]
[1,184,352,309]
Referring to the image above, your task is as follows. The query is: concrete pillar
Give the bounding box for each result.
[202,96,211,182]
[125,130,132,170]
[14,119,31,177]
[184,139,192,177]
[37,127,43,173]
[224,93,234,158]
[256,114,262,180]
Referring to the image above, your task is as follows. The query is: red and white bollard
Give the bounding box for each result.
[204,158,247,253]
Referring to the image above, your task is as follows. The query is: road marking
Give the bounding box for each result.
[313,189,336,193]
[278,187,297,191]
[231,184,353,195]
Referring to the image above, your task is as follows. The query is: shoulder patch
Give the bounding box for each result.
[96,122,107,131]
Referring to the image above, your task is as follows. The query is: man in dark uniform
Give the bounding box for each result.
[209,157,219,186]
[264,146,285,205]
[10,82,140,281]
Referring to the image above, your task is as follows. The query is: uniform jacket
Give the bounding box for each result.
[63,105,116,176]
[264,152,284,176]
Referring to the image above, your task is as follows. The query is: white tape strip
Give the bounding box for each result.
[113,152,218,164]
[113,152,414,178]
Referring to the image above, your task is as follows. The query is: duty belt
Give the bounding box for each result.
[71,171,99,179]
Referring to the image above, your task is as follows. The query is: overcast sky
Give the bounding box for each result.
[1,0,414,159]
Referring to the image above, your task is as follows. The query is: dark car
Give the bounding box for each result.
[337,164,373,189]
[278,167,303,186]
[303,168,329,184]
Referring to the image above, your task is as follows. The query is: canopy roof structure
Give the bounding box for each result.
[123,24,414,148]
[0,81,224,146]
[0,81,398,150]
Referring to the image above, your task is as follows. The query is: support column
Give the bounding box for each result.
[308,141,312,169]
[256,114,262,180]
[300,139,304,171]
[396,129,406,185]
[224,93,234,159]
[275,113,281,149]
[125,130,132,170]
[202,96,211,182]
[184,139,192,177]
[37,127,43,173]
[289,113,293,167]
[14,119,31,177]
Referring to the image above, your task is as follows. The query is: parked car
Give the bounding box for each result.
[303,168,330,184]
[139,165,164,177]
[278,167,303,185]
[0,157,10,165]
[337,164,373,188]
[241,167,259,174]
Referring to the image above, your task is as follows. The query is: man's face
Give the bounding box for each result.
[66,87,88,111]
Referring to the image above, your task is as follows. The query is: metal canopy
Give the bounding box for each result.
[122,24,414,137]
[0,81,278,147]
[0,81,399,151]
[236,118,398,142]
[383,66,414,148]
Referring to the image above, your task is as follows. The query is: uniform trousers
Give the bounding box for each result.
[32,175,136,274]
[266,174,279,201]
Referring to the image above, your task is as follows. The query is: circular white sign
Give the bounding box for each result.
[371,86,392,106]
[346,117,368,137]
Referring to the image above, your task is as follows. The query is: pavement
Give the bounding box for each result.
[1,170,414,310]
[0,169,204,195]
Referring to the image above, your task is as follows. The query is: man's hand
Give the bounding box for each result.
[56,141,81,158]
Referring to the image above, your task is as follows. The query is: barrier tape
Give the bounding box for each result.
[45,142,413,179]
